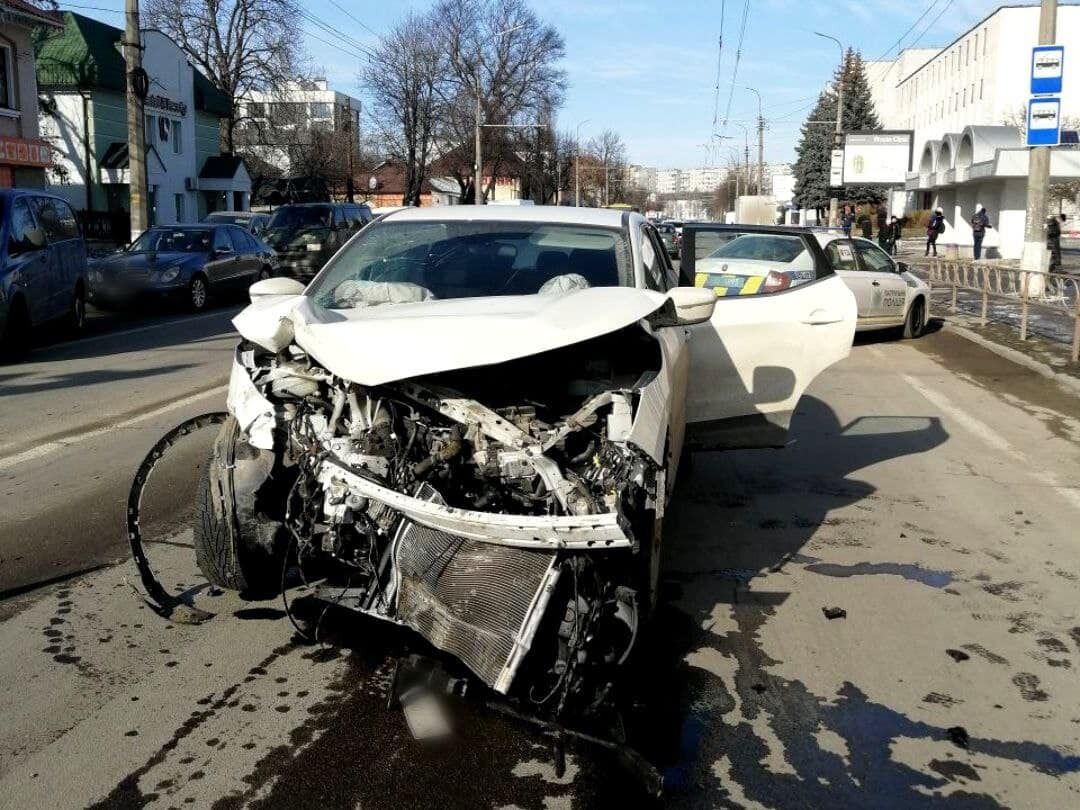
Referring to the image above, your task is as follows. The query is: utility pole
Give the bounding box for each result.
[124,0,148,239]
[575,118,589,206]
[746,87,764,195]
[474,65,483,206]
[815,32,845,227]
[344,97,355,203]
[1022,0,1058,288]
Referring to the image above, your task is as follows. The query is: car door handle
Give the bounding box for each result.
[803,309,844,325]
[871,280,881,286]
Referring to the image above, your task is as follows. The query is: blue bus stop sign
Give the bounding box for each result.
[1027,97,1061,147]
[1031,46,1064,95]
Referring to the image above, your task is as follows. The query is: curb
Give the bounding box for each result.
[942,322,1080,397]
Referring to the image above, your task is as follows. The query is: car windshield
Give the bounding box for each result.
[308,219,633,308]
[706,233,807,263]
[128,227,212,253]
[266,206,331,230]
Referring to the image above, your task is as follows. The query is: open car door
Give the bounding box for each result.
[682,225,857,450]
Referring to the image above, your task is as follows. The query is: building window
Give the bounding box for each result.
[963,88,967,107]
[310,101,331,119]
[979,79,984,100]
[0,44,14,110]
[974,33,978,59]
[983,27,988,56]
[172,120,182,154]
[174,193,184,222]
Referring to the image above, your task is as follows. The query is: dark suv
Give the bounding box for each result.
[261,202,371,279]
[0,190,88,355]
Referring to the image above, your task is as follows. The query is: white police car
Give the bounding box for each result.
[690,227,929,339]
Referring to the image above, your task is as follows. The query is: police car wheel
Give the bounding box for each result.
[903,298,926,339]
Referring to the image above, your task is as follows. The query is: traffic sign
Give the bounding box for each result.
[1031,46,1064,95]
[829,149,844,186]
[1027,97,1061,147]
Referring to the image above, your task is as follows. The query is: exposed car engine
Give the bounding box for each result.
[211,324,669,723]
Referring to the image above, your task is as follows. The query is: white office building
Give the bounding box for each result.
[865,4,1080,259]
[236,80,361,174]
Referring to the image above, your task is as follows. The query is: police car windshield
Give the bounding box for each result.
[708,234,806,263]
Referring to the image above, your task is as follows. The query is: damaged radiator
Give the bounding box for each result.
[392,486,559,692]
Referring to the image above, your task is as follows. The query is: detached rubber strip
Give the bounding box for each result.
[127,411,229,623]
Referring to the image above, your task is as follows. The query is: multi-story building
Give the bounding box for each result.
[0,0,62,187]
[236,80,361,174]
[649,166,727,195]
[627,163,656,193]
[35,12,250,231]
[868,6,1080,162]
[865,5,1080,259]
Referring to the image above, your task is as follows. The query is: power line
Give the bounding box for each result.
[877,0,955,82]
[63,3,122,13]
[299,9,376,60]
[326,0,380,39]
[710,0,726,133]
[871,0,942,64]
[720,0,751,131]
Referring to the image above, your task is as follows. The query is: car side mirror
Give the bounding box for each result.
[250,276,305,302]
[652,287,716,327]
[896,261,908,274]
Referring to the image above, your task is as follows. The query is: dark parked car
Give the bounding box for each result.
[88,224,276,311]
[0,190,88,355]
[261,202,371,279]
[204,210,270,236]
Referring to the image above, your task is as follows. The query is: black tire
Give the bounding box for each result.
[0,297,30,359]
[903,297,926,339]
[188,274,210,312]
[193,417,289,597]
[67,284,87,334]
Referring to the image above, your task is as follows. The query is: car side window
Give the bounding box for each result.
[213,228,232,252]
[825,239,859,272]
[639,225,665,292]
[8,199,40,256]
[333,206,347,228]
[30,196,78,242]
[228,228,249,253]
[854,240,896,272]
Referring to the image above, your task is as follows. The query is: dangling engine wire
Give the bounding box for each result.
[126,411,229,623]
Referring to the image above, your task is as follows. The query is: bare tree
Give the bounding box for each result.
[586,129,627,205]
[362,13,445,206]
[432,0,566,203]
[144,0,302,152]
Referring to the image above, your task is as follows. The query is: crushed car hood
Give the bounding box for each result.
[233,287,668,386]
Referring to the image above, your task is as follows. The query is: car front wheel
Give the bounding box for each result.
[189,275,209,311]
[903,297,926,339]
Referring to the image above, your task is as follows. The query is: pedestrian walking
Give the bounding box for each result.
[1047,213,1064,272]
[971,206,991,260]
[858,209,873,239]
[888,216,902,256]
[926,208,945,257]
[877,206,889,250]
[841,207,853,237]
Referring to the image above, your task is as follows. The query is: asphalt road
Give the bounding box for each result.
[2,321,1080,808]
[0,303,241,595]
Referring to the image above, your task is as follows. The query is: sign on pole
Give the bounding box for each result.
[829,149,844,187]
[1031,46,1064,95]
[1027,97,1061,147]
[842,131,913,185]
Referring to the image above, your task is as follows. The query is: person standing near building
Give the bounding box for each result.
[971,206,990,260]
[858,208,873,239]
[926,208,945,257]
[1047,213,1064,272]
[888,215,902,256]
[877,205,889,250]
[841,206,853,237]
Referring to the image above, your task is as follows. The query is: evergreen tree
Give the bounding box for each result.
[793,48,884,213]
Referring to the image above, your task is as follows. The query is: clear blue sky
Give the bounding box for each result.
[73,0,1034,167]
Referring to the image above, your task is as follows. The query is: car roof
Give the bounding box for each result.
[382,204,631,228]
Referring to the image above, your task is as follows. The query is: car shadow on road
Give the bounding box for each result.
[629,394,1080,808]
[0,363,201,397]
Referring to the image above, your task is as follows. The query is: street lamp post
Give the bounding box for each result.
[474,23,525,206]
[815,31,845,227]
[575,118,590,206]
[745,86,764,195]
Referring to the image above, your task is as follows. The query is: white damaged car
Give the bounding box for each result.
[197,207,856,720]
